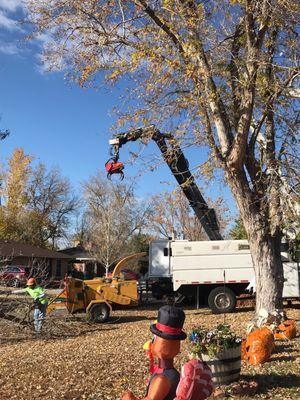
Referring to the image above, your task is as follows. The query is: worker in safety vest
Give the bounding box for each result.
[26,277,48,333]
[13,277,48,334]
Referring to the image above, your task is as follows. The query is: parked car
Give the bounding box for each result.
[0,265,28,287]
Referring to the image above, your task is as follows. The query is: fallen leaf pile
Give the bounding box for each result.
[0,302,299,400]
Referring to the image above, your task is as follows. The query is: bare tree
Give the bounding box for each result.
[0,156,78,249]
[26,1,300,317]
[72,210,93,246]
[26,163,78,249]
[150,189,228,240]
[83,173,151,275]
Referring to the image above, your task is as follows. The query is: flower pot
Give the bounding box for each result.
[201,345,241,386]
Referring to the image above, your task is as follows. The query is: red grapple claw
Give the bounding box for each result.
[105,159,125,180]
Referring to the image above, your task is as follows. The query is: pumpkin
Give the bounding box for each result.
[241,339,247,360]
[244,328,274,365]
[274,320,297,340]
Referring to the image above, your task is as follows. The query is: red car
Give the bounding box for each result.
[0,265,28,287]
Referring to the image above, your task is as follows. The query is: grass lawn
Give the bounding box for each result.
[0,298,299,399]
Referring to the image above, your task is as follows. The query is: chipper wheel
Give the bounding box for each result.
[88,303,110,323]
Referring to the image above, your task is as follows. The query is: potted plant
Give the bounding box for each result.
[189,324,242,385]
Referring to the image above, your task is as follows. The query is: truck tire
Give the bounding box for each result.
[208,287,236,314]
[88,303,110,323]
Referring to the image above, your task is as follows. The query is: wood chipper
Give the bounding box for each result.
[47,252,146,323]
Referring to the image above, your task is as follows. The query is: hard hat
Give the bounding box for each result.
[27,277,36,286]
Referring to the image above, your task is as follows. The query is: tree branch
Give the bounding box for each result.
[229,22,244,129]
[202,107,225,164]
[134,0,185,55]
[249,69,300,150]
[194,45,233,156]
[228,1,272,170]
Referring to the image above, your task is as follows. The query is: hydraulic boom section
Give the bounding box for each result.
[108,125,222,241]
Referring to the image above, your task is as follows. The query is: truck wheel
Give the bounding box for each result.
[208,287,236,314]
[88,303,110,323]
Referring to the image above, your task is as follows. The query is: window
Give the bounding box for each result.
[238,244,250,250]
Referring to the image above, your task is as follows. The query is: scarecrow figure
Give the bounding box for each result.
[121,305,213,400]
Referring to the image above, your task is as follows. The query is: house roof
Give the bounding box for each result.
[0,240,72,260]
[59,245,96,261]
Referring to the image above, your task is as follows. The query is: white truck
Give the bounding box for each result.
[107,126,300,313]
[148,239,300,313]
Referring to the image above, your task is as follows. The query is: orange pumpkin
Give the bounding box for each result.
[274,320,297,340]
[243,328,274,365]
[241,339,247,360]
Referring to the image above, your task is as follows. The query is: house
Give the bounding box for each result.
[0,240,72,278]
[59,244,103,277]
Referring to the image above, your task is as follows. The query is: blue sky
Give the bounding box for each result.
[0,1,237,221]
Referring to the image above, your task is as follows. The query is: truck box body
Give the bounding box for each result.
[171,240,253,291]
[149,239,300,299]
[282,261,300,297]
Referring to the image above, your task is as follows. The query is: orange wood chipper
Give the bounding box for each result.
[47,252,146,323]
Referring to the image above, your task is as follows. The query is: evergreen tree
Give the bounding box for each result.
[229,218,248,240]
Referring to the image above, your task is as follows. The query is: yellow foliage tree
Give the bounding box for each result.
[0,149,32,241]
[6,148,32,213]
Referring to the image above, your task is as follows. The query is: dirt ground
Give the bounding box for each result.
[0,301,299,400]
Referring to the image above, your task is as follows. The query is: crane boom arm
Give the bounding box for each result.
[109,125,222,240]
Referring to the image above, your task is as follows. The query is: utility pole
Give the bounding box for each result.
[0,130,9,206]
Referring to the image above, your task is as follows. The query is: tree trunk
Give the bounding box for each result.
[105,263,109,278]
[248,232,284,314]
[227,171,284,316]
